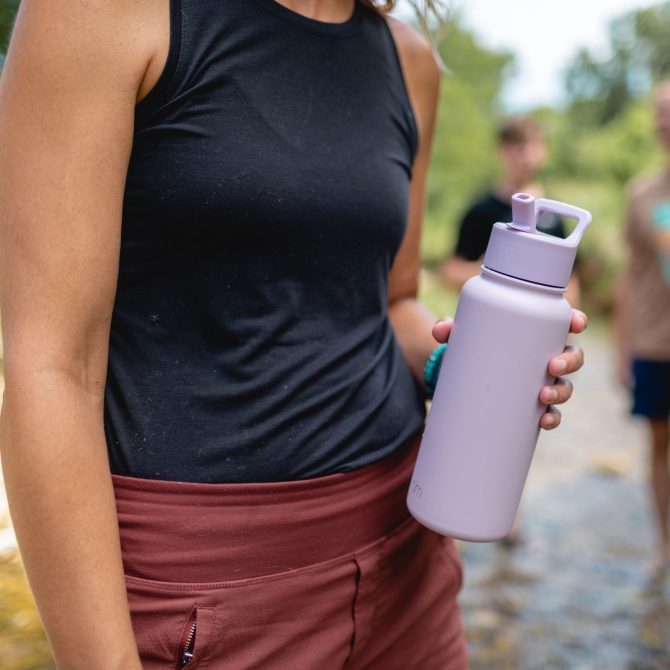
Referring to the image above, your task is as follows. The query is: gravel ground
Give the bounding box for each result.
[459,328,670,669]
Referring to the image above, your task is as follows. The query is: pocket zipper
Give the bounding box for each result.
[177,608,197,668]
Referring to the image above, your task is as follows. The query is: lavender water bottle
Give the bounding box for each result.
[408,193,591,541]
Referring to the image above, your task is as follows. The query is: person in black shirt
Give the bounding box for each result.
[442,116,580,305]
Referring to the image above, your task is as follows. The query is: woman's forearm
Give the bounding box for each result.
[388,296,440,384]
[1,368,141,670]
[440,256,481,291]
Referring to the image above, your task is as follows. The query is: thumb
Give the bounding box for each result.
[432,316,454,344]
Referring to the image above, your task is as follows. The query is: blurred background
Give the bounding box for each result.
[412,0,670,317]
[1,0,669,668]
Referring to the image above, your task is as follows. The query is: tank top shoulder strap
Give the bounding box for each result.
[135,0,185,125]
[133,0,418,162]
[133,0,249,126]
[375,15,420,162]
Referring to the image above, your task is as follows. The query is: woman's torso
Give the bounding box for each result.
[104,0,426,483]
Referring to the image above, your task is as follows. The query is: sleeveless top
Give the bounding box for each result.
[104,0,426,483]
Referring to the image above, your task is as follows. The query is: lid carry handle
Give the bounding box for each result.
[508,193,592,247]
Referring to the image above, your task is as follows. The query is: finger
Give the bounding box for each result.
[540,406,562,430]
[431,316,453,343]
[569,309,588,334]
[540,377,573,405]
[549,345,584,376]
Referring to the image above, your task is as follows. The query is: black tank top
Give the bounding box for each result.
[104,0,426,483]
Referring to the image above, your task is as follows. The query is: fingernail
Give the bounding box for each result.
[544,414,556,427]
[555,360,567,374]
[546,389,558,402]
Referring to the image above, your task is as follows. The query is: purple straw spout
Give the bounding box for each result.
[509,193,537,232]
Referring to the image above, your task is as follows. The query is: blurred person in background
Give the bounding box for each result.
[615,80,670,573]
[441,115,581,307]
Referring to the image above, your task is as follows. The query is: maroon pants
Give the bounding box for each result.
[113,433,468,669]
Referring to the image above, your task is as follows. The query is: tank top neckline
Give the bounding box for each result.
[252,0,365,38]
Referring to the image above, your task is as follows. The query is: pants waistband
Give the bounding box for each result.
[113,431,421,583]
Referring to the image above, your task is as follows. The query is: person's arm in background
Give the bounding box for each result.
[440,255,482,290]
[613,186,638,390]
[613,261,633,389]
[440,207,486,291]
[565,274,581,308]
[384,19,586,431]
[0,1,158,667]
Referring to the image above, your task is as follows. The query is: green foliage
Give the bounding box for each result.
[543,2,670,312]
[0,552,54,669]
[423,17,514,265]
[0,0,18,55]
[547,98,661,187]
[542,95,664,313]
[565,1,670,125]
[421,2,670,312]
[634,3,670,78]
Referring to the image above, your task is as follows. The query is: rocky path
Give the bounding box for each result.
[460,328,670,669]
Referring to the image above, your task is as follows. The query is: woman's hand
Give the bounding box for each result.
[538,309,587,429]
[431,308,588,431]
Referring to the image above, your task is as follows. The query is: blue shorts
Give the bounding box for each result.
[632,359,670,419]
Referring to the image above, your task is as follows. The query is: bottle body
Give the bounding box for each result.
[407,268,573,541]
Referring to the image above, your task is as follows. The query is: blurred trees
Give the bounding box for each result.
[423,14,514,263]
[540,2,670,311]
[565,2,670,126]
[0,0,18,67]
[554,2,670,189]
[426,2,670,312]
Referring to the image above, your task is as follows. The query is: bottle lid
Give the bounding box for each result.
[482,193,592,288]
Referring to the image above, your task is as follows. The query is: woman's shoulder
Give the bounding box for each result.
[384,14,440,81]
[9,0,160,99]
[382,14,441,147]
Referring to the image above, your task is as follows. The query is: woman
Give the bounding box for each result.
[0,1,586,668]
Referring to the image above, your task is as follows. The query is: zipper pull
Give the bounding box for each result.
[180,648,194,667]
[177,609,198,669]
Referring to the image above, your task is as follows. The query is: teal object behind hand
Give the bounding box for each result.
[424,343,447,398]
[652,200,670,285]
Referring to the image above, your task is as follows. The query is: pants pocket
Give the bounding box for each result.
[126,554,358,670]
[175,604,216,669]
[207,559,358,669]
[125,577,217,670]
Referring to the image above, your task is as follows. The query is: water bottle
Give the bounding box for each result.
[408,193,592,542]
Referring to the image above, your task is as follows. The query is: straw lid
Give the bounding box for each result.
[483,193,592,288]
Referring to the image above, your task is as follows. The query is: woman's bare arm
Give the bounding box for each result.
[0,1,159,667]
[385,17,442,381]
